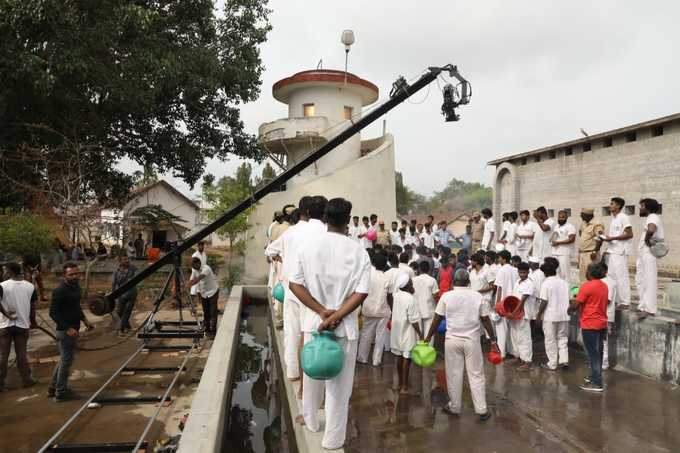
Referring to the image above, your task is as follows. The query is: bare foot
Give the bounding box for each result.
[289,376,300,382]
[295,415,305,425]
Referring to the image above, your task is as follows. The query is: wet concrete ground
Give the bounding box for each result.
[0,309,210,453]
[343,344,680,453]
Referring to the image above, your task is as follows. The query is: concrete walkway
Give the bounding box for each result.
[342,345,680,453]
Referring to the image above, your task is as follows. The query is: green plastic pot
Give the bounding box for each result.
[570,286,580,298]
[272,282,285,302]
[411,340,437,368]
[301,330,344,380]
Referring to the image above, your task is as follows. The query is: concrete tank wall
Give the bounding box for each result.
[243,134,397,283]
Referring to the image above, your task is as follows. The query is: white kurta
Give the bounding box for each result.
[358,267,391,366]
[506,221,518,256]
[482,217,495,251]
[602,275,617,368]
[290,230,370,450]
[516,221,535,260]
[390,290,421,357]
[413,273,439,344]
[190,250,208,295]
[636,213,664,314]
[540,276,570,369]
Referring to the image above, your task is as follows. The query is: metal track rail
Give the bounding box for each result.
[37,342,195,452]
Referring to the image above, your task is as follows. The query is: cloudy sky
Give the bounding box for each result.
[148,0,680,198]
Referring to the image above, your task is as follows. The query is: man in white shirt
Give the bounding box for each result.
[359,216,371,250]
[537,261,570,370]
[636,198,664,317]
[551,210,577,282]
[602,197,634,309]
[509,263,534,370]
[389,221,401,246]
[528,256,545,318]
[493,250,518,358]
[289,198,371,450]
[506,212,519,256]
[357,253,391,366]
[534,206,556,261]
[420,224,435,250]
[424,269,496,421]
[265,196,327,380]
[412,261,439,346]
[190,241,208,300]
[348,216,362,243]
[189,257,220,336]
[515,210,535,262]
[0,263,38,391]
[398,253,416,280]
[481,208,495,251]
[499,213,511,249]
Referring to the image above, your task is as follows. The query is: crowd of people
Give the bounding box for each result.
[264,195,666,449]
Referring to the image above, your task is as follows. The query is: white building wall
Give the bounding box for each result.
[243,134,397,283]
[492,120,680,268]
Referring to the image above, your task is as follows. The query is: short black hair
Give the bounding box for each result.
[362,216,369,222]
[541,261,557,276]
[517,262,530,272]
[498,250,511,262]
[520,210,530,216]
[481,208,492,217]
[63,261,78,273]
[372,252,387,271]
[588,262,605,279]
[640,198,660,214]
[308,196,328,220]
[511,255,522,263]
[418,260,430,273]
[399,252,409,264]
[471,254,485,266]
[370,214,378,221]
[387,252,399,266]
[485,250,497,260]
[352,215,359,220]
[509,212,518,221]
[298,196,313,215]
[611,197,625,209]
[536,206,547,215]
[544,256,559,269]
[325,198,352,227]
[4,262,21,276]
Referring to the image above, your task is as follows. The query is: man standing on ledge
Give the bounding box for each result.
[470,212,484,253]
[601,197,633,309]
[290,197,371,450]
[481,208,495,251]
[48,262,94,401]
[578,208,604,283]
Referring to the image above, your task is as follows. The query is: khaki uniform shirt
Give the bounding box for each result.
[376,230,390,247]
[578,219,604,252]
[471,220,484,242]
[270,221,290,243]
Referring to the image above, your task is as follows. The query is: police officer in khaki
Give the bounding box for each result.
[578,208,605,282]
[470,212,485,253]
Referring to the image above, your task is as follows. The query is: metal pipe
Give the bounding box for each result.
[132,345,195,453]
[37,344,147,453]
[107,66,444,302]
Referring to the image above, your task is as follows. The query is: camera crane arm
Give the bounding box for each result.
[107,64,470,302]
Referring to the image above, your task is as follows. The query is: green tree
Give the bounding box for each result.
[0,0,271,212]
[427,178,492,212]
[0,214,53,258]
[254,162,277,188]
[395,171,427,215]
[205,163,255,268]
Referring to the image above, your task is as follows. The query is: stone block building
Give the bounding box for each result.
[489,112,680,268]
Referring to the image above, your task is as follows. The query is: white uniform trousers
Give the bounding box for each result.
[283,294,302,379]
[508,318,533,363]
[444,336,487,414]
[507,243,518,257]
[517,248,530,262]
[554,254,571,283]
[493,317,514,358]
[302,334,358,450]
[542,320,569,369]
[383,327,391,351]
[606,253,631,307]
[635,247,658,315]
[357,317,388,366]
[421,317,435,347]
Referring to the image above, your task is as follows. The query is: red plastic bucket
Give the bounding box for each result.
[498,295,524,320]
[487,350,503,365]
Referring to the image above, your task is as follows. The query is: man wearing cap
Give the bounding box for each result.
[578,208,604,283]
[425,269,496,421]
[470,213,484,253]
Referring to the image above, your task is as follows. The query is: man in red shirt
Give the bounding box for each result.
[570,263,608,392]
[438,257,454,295]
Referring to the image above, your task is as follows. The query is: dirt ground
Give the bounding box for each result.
[0,251,229,453]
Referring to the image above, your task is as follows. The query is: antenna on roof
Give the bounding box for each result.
[580,128,589,137]
[317,59,323,69]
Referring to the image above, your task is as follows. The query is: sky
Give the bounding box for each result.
[135,0,680,198]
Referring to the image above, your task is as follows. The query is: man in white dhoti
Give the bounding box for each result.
[635,198,664,318]
[551,210,576,283]
[290,197,371,450]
